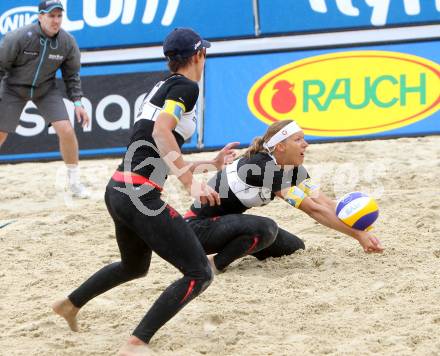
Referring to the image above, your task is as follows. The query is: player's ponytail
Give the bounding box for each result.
[243,120,294,158]
[166,54,193,72]
[244,136,265,158]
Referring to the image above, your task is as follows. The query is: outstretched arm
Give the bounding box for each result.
[309,190,336,210]
[299,197,382,253]
[276,186,383,253]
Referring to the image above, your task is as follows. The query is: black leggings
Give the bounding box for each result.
[68,180,213,343]
[187,214,305,271]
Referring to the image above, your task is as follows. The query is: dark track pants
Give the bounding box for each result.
[187,214,304,271]
[68,180,213,343]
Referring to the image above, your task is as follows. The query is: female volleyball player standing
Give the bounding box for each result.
[53,28,237,353]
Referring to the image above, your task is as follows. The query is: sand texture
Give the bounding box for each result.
[1,136,440,355]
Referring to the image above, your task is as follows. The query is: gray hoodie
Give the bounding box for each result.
[0,22,83,101]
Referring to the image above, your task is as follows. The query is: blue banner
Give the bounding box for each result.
[203,40,440,148]
[259,0,440,34]
[0,0,255,49]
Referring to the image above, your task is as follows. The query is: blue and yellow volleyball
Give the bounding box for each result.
[336,192,379,231]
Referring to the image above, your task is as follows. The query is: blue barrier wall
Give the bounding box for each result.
[259,0,440,34]
[203,40,440,148]
[0,0,255,49]
[1,40,439,162]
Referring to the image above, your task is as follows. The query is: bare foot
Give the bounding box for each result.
[207,254,222,275]
[118,336,154,355]
[52,298,80,332]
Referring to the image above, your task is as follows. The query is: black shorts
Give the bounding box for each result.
[0,83,69,133]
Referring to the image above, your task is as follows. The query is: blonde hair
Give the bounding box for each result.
[243,120,293,158]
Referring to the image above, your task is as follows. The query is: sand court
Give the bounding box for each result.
[1,136,440,355]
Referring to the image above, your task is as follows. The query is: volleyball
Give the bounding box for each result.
[336,192,379,231]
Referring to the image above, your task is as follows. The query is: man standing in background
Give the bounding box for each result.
[0,0,90,198]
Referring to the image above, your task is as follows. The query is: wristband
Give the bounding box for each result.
[73,100,83,107]
[285,186,306,208]
[298,178,319,196]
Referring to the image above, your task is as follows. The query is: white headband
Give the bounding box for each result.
[263,121,302,151]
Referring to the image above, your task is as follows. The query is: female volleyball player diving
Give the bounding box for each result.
[184,120,384,273]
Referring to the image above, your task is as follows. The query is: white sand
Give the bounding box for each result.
[1,136,440,355]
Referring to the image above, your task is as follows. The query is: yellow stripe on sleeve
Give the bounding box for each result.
[163,100,186,123]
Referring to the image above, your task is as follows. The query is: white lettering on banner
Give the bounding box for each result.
[121,0,137,24]
[365,0,391,26]
[309,0,327,13]
[60,0,82,31]
[61,0,181,31]
[16,102,46,137]
[309,0,437,26]
[1,0,180,35]
[143,0,159,24]
[404,0,421,15]
[159,0,180,26]
[96,95,130,131]
[0,6,38,35]
[310,0,360,15]
[83,0,124,28]
[16,95,130,137]
[336,0,360,17]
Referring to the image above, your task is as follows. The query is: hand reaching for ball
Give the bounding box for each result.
[356,231,383,253]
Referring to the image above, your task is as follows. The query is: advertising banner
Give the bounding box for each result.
[259,0,440,34]
[0,0,255,49]
[203,40,440,148]
[0,61,201,162]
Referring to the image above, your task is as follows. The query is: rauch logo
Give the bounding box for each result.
[247,51,440,137]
